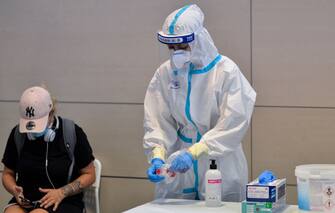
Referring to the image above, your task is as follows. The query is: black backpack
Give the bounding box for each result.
[13,118,77,183]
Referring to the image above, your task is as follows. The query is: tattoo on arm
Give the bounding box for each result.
[61,180,82,197]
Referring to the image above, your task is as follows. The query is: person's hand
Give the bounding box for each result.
[13,185,31,207]
[39,188,65,211]
[169,151,193,173]
[147,158,165,183]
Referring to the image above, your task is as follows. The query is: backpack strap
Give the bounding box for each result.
[62,118,77,183]
[14,125,25,159]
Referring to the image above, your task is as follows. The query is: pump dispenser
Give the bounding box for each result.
[210,159,217,169]
[205,159,222,207]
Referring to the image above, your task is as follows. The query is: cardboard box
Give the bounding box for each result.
[246,178,286,203]
[241,197,286,213]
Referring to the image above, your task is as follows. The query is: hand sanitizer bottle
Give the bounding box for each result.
[205,159,222,207]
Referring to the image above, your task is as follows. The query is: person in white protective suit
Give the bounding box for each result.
[143,4,256,201]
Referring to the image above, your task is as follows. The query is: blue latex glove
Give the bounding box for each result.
[169,152,193,173]
[147,158,165,183]
[258,170,277,184]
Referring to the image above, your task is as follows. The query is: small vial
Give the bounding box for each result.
[156,164,176,184]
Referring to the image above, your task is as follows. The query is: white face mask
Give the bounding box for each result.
[170,49,191,69]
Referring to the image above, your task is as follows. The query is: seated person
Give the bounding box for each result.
[2,86,95,213]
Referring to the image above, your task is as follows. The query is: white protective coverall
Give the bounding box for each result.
[143,4,256,201]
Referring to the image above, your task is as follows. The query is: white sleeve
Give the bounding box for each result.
[201,66,256,157]
[143,71,178,161]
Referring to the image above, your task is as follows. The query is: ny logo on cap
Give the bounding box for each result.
[25,106,35,118]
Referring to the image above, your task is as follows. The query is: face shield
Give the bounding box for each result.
[157,31,194,69]
[156,4,219,71]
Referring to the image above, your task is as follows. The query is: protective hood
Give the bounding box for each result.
[158,4,219,68]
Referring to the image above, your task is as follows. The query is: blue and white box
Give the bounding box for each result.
[246,178,286,203]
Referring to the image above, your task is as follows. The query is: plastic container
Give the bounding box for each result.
[156,164,176,184]
[155,150,187,184]
[295,164,335,212]
[205,159,222,207]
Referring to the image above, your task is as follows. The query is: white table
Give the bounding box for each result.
[124,199,300,213]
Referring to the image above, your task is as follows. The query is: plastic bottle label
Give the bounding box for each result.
[322,183,335,211]
[206,178,222,207]
[208,179,222,184]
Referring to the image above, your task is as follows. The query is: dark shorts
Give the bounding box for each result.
[7,197,83,213]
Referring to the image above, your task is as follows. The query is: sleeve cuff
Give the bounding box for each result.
[188,142,209,159]
[152,146,166,161]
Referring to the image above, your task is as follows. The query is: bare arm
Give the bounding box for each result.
[2,166,17,196]
[2,166,28,206]
[60,161,96,197]
[39,161,96,210]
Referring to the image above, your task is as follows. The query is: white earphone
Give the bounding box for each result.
[27,116,59,142]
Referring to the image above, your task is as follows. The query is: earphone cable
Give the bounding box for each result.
[45,142,56,189]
